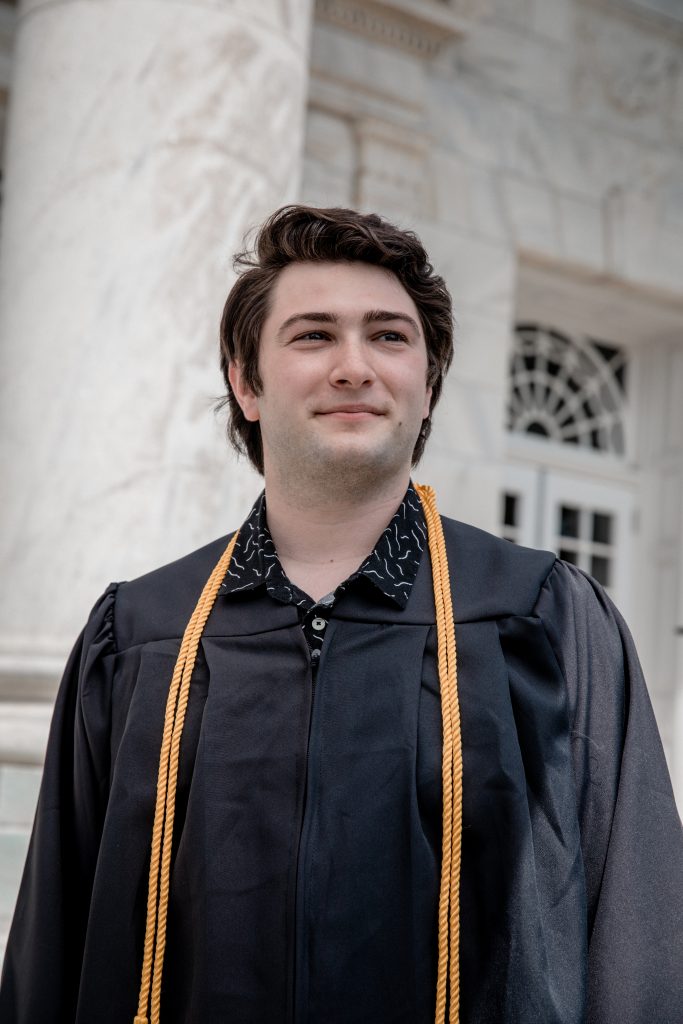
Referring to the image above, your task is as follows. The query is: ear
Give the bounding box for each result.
[422,383,433,420]
[228,361,260,423]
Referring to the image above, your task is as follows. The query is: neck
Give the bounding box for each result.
[262,470,412,600]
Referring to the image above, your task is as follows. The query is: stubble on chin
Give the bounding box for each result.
[266,421,415,505]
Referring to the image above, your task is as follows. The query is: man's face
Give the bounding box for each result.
[229,260,433,486]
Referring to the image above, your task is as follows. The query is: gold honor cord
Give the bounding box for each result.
[134,486,462,1024]
[134,532,239,1024]
[415,484,463,1024]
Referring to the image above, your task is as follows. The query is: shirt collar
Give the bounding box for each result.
[219,482,426,610]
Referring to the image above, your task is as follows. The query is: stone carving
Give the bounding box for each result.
[603,46,679,116]
[576,7,681,118]
[314,0,473,58]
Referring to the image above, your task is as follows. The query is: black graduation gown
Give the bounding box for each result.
[1,516,681,1023]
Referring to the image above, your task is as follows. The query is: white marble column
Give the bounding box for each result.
[0,0,314,689]
[633,338,683,810]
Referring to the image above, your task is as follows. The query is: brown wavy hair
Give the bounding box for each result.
[218,204,454,474]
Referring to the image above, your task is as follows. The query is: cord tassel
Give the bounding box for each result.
[134,486,462,1024]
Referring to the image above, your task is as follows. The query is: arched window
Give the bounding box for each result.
[507,323,628,455]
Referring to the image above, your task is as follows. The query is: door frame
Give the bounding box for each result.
[503,447,638,620]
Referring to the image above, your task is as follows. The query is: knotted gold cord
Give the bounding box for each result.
[134,486,462,1024]
[134,532,239,1024]
[415,484,462,1024]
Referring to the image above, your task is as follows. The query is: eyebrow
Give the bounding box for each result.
[277,309,421,338]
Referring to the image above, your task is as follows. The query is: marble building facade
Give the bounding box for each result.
[0,0,682,956]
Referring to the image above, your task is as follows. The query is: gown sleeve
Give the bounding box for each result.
[535,560,683,1024]
[0,584,118,1024]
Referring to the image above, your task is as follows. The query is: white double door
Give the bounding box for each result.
[503,462,637,620]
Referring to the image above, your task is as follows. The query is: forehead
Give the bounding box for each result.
[267,261,420,320]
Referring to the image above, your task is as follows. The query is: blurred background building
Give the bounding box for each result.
[1,0,682,957]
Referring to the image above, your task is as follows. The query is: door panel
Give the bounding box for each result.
[503,466,635,618]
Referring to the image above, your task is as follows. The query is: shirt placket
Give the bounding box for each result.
[301,591,335,671]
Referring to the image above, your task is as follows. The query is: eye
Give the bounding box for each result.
[295,331,330,342]
[376,331,408,343]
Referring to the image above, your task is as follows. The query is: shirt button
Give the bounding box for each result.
[311,617,327,632]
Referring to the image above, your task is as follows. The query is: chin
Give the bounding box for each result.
[315,439,407,475]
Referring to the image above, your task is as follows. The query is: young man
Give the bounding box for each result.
[1,206,681,1024]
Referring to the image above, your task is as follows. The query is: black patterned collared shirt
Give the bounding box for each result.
[219,483,427,670]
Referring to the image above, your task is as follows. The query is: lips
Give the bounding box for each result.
[317,405,384,415]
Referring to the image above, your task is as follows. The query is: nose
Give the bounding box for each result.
[329,336,376,389]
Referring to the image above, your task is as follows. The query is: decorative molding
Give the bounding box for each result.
[0,658,57,765]
[579,0,683,42]
[0,656,61,703]
[307,74,425,127]
[353,114,431,215]
[355,112,428,154]
[0,703,51,766]
[314,0,473,59]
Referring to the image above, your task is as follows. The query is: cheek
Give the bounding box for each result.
[272,361,319,399]
[258,363,311,420]
[398,363,431,418]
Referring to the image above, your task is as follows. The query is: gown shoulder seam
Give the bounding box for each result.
[102,581,121,655]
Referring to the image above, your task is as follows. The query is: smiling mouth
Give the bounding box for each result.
[316,407,384,417]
